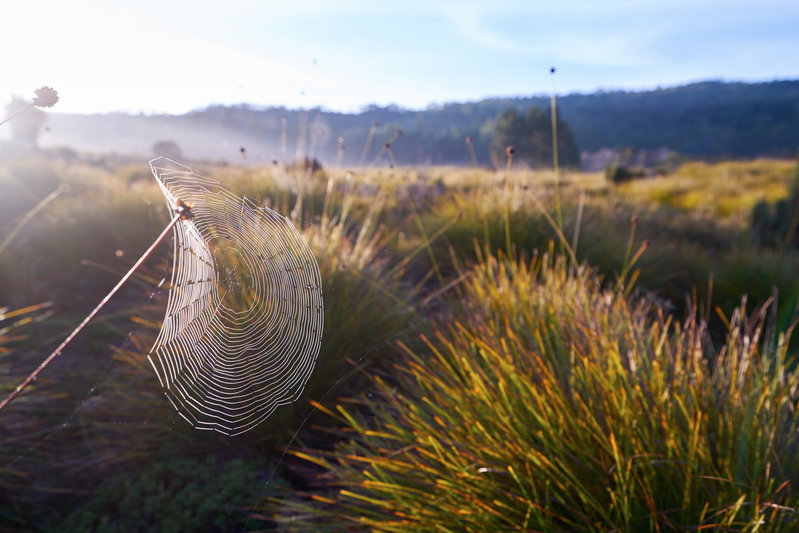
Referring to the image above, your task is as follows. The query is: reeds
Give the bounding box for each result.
[279,252,799,531]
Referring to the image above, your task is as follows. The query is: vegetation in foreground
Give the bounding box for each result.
[1,154,799,530]
[281,252,799,530]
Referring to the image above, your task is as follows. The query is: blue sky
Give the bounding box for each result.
[2,0,798,115]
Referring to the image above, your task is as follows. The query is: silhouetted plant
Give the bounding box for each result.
[0,87,59,148]
[605,164,647,183]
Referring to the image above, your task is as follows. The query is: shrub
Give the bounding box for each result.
[606,164,647,183]
[279,253,799,531]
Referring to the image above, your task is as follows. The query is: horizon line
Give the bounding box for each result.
[39,76,798,118]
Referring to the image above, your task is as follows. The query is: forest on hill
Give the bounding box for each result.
[6,80,798,167]
[188,80,799,166]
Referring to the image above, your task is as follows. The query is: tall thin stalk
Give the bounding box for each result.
[504,146,514,255]
[0,183,68,255]
[465,136,478,167]
[280,115,288,167]
[550,67,563,231]
[358,121,379,167]
[0,87,58,126]
[0,207,187,413]
[296,109,309,161]
[336,137,345,167]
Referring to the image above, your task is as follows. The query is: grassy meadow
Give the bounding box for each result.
[2,153,799,531]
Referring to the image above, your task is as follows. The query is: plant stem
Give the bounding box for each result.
[504,154,513,256]
[466,137,478,167]
[359,123,378,167]
[408,196,445,288]
[0,184,68,255]
[571,191,585,262]
[280,116,288,167]
[550,93,560,177]
[0,102,35,127]
[550,70,563,231]
[0,212,182,413]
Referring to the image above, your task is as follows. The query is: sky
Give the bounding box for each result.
[2,0,799,115]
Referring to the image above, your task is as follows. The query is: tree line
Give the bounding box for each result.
[185,80,797,167]
[6,80,797,167]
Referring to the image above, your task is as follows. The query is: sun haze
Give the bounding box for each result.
[2,0,798,114]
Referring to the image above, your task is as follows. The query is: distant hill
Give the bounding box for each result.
[21,80,799,167]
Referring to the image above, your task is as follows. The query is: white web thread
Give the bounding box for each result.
[148,158,323,436]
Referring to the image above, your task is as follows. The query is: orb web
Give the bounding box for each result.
[148,158,323,436]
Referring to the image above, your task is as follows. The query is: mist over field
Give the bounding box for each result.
[3,80,795,169]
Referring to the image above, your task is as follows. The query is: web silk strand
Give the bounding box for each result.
[148,158,324,436]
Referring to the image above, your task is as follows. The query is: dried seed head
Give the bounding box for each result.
[384,142,391,149]
[465,136,473,144]
[506,145,515,156]
[176,199,195,220]
[33,86,58,108]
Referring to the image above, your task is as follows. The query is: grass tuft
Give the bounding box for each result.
[279,252,799,531]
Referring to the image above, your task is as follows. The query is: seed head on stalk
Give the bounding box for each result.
[33,87,59,108]
[0,86,59,127]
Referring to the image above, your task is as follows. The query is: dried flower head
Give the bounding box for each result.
[176,199,195,220]
[465,136,473,143]
[506,145,515,156]
[33,86,58,108]
[384,142,391,149]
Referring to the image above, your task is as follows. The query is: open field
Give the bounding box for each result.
[2,155,799,531]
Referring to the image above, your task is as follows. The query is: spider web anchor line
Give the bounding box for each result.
[148,157,324,436]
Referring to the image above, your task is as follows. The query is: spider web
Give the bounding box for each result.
[148,158,323,436]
